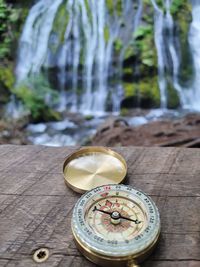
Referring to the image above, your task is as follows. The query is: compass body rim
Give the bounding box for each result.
[71,184,160,264]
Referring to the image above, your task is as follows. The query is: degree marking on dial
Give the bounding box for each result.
[100,192,109,198]
[105,200,113,208]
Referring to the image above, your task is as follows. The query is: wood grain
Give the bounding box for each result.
[0,145,199,267]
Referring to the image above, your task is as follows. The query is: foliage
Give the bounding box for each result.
[114,38,123,53]
[134,25,152,39]
[0,64,14,104]
[0,64,15,90]
[134,25,156,68]
[170,0,192,15]
[0,0,28,59]
[13,75,60,122]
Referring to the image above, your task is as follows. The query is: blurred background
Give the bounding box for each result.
[0,0,200,147]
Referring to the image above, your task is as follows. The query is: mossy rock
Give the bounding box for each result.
[122,77,160,109]
[174,2,193,86]
[13,75,61,123]
[170,0,192,16]
[0,64,15,105]
[167,83,180,109]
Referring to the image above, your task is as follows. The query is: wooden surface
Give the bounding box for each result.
[0,145,199,267]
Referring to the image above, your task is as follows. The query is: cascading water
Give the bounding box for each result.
[151,0,200,111]
[15,0,200,115]
[16,0,143,115]
[151,0,167,109]
[184,0,200,110]
[151,0,184,109]
[16,0,63,81]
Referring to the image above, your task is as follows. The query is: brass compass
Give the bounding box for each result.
[63,147,160,267]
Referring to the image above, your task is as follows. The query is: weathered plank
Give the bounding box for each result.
[0,145,199,267]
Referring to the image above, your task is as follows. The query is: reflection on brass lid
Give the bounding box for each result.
[63,147,127,194]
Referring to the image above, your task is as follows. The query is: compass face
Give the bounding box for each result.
[86,195,147,241]
[72,184,160,258]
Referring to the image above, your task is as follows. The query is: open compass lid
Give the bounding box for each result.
[63,146,127,194]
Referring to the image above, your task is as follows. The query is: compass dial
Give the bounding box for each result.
[72,184,160,266]
[86,196,147,242]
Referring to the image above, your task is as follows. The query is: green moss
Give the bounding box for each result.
[106,0,122,16]
[116,0,122,16]
[123,67,133,76]
[142,13,153,24]
[123,82,137,97]
[104,26,110,43]
[156,0,164,10]
[0,0,28,59]
[0,65,15,90]
[174,1,193,85]
[79,46,85,66]
[130,24,157,74]
[0,64,14,104]
[123,77,160,108]
[124,45,135,60]
[114,38,123,53]
[167,83,180,109]
[170,0,192,16]
[120,108,129,116]
[139,77,160,106]
[84,0,92,25]
[106,0,114,15]
[122,0,157,72]
[134,25,152,39]
[13,75,60,122]
[51,1,69,51]
[84,115,94,120]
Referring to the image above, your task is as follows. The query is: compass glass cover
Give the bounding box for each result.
[72,184,160,258]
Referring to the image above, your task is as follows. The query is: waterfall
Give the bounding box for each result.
[151,0,167,108]
[164,0,183,104]
[184,0,200,110]
[15,0,200,115]
[151,0,183,109]
[151,0,200,111]
[16,0,63,81]
[15,0,143,115]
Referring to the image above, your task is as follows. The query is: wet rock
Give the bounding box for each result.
[28,133,76,147]
[92,113,200,148]
[129,116,148,126]
[27,123,47,133]
[48,119,77,131]
[0,119,29,145]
